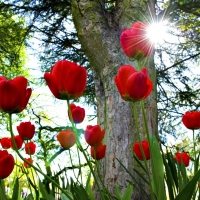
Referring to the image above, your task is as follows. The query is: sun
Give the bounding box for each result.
[147,21,168,44]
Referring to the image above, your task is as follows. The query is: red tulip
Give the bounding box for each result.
[174,152,190,167]
[114,65,152,101]
[120,21,154,60]
[0,150,15,179]
[24,158,33,168]
[10,135,24,150]
[25,142,36,155]
[44,60,87,100]
[17,121,35,140]
[0,137,11,149]
[133,140,150,160]
[84,125,105,146]
[68,103,85,124]
[0,76,32,113]
[90,143,106,160]
[182,111,200,130]
[56,129,76,149]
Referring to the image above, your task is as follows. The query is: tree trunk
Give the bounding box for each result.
[71,0,157,199]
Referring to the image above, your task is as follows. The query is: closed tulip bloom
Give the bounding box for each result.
[10,135,23,150]
[57,129,76,149]
[24,158,33,168]
[17,121,35,140]
[44,60,87,100]
[0,76,32,114]
[91,143,106,160]
[133,140,150,160]
[25,142,36,155]
[174,152,190,167]
[0,137,11,149]
[84,125,105,146]
[68,103,85,124]
[114,65,152,101]
[182,111,200,130]
[120,21,154,60]
[0,150,15,179]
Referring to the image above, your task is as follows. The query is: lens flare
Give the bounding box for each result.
[147,21,168,44]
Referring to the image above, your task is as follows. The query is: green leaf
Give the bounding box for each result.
[25,194,34,200]
[0,180,7,200]
[149,134,166,200]
[116,158,149,198]
[162,153,175,200]
[175,168,200,200]
[115,184,122,200]
[39,180,55,200]
[122,184,133,200]
[12,178,19,200]
[71,181,91,200]
[85,172,95,200]
[60,193,73,200]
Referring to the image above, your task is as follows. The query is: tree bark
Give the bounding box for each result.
[71,0,157,199]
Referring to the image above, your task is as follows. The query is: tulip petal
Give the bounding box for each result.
[44,72,60,98]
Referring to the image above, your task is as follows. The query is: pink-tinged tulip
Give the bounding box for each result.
[68,103,85,124]
[0,137,11,149]
[182,111,200,130]
[56,129,76,149]
[0,76,32,114]
[90,143,106,160]
[17,121,35,140]
[120,21,154,60]
[84,125,105,146]
[44,60,87,100]
[0,150,15,179]
[114,65,152,101]
[10,135,23,150]
[133,140,150,160]
[25,142,36,155]
[174,152,190,167]
[24,158,33,168]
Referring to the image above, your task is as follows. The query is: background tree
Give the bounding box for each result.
[0,0,200,199]
[0,8,30,131]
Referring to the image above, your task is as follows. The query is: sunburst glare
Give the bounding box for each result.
[147,21,168,44]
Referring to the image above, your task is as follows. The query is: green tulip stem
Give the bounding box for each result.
[0,179,8,200]
[93,147,112,199]
[140,101,151,145]
[8,114,73,200]
[68,148,78,181]
[137,60,142,71]
[67,100,106,200]
[76,146,83,184]
[132,102,154,200]
[193,130,196,161]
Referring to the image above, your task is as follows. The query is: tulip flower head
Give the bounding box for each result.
[0,76,32,114]
[0,150,15,179]
[0,137,11,149]
[44,60,87,100]
[10,135,24,150]
[68,103,85,124]
[120,21,154,60]
[24,158,33,168]
[174,152,190,167]
[114,65,152,101]
[182,111,200,130]
[17,121,35,140]
[84,125,105,146]
[90,143,106,160]
[57,129,76,149]
[133,140,150,160]
[25,142,36,155]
